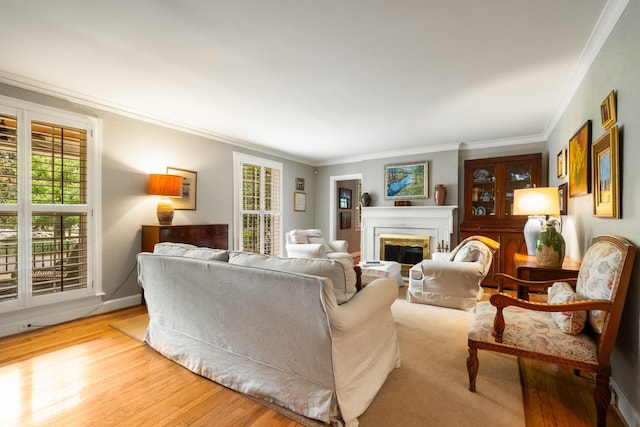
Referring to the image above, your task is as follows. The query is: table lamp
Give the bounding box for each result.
[513,187,565,266]
[148,174,182,225]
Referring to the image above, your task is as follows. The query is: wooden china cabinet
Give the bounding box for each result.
[460,153,542,288]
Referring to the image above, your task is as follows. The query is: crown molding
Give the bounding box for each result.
[0,70,315,166]
[544,0,630,138]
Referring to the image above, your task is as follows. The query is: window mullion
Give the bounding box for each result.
[16,111,32,306]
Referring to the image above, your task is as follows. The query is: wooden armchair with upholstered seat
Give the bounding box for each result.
[466,235,636,427]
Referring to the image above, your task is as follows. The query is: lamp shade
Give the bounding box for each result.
[148,174,182,197]
[513,187,560,216]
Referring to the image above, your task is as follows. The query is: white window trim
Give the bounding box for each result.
[0,94,102,314]
[233,152,283,255]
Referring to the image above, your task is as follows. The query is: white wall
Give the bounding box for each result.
[0,83,317,312]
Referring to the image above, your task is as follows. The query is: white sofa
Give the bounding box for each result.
[137,243,400,426]
[407,236,499,311]
[285,229,352,261]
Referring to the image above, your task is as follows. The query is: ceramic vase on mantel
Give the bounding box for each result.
[361,192,372,207]
[434,184,447,206]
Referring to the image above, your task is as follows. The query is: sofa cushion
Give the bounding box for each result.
[228,251,357,304]
[183,248,230,262]
[153,242,197,255]
[575,240,623,333]
[547,281,587,335]
[288,229,310,244]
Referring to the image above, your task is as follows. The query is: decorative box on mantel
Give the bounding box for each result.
[360,206,458,271]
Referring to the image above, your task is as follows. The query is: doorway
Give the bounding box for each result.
[330,174,362,259]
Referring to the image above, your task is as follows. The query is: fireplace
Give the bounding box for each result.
[361,206,457,277]
[379,234,431,277]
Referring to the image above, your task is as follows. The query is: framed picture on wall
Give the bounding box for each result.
[592,125,620,218]
[340,212,352,229]
[384,161,428,200]
[294,192,306,212]
[558,182,568,215]
[568,120,592,197]
[167,167,197,210]
[557,149,567,179]
[600,90,617,130]
[339,188,352,209]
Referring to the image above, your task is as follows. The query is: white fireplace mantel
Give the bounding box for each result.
[360,206,458,262]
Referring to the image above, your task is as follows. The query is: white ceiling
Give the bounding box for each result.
[0,0,626,165]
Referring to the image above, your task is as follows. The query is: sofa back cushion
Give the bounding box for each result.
[153,242,197,256]
[153,242,229,261]
[228,251,357,304]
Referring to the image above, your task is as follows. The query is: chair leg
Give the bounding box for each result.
[594,373,611,427]
[467,346,478,392]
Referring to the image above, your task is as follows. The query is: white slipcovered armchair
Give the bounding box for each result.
[285,229,352,262]
[407,236,500,311]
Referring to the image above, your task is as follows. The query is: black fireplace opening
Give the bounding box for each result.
[384,245,425,265]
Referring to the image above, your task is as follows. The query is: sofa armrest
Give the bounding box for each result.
[414,260,485,284]
[328,240,349,253]
[329,278,397,331]
[285,243,327,258]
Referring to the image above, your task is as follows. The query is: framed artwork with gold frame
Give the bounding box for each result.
[556,149,567,179]
[600,90,617,130]
[592,125,620,218]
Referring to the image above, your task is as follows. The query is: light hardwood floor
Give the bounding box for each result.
[0,305,626,427]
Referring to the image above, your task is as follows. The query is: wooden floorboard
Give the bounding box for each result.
[0,305,628,426]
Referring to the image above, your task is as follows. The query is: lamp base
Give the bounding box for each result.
[523,216,545,256]
[156,198,175,226]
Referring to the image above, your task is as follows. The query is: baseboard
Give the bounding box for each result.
[611,380,639,427]
[0,293,142,338]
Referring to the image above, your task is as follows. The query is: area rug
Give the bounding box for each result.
[111,288,524,426]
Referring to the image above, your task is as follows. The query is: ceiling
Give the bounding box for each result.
[0,1,624,165]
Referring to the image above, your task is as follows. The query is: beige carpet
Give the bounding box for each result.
[111,288,524,426]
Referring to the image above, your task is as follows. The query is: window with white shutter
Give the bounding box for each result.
[0,99,98,308]
[234,153,282,256]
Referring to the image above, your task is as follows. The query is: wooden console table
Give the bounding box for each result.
[513,253,581,300]
[141,224,229,252]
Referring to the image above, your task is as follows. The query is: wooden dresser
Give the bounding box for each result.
[141,224,229,252]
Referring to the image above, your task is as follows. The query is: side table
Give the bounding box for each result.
[513,253,581,300]
[358,261,404,287]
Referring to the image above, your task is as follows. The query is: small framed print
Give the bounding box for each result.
[294,191,306,212]
[166,167,197,210]
[557,149,567,179]
[600,90,617,130]
[296,177,305,191]
[558,182,568,215]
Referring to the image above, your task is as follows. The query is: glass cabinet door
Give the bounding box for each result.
[471,166,496,218]
[503,163,533,217]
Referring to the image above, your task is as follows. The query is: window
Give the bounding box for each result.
[234,153,282,256]
[0,98,99,309]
